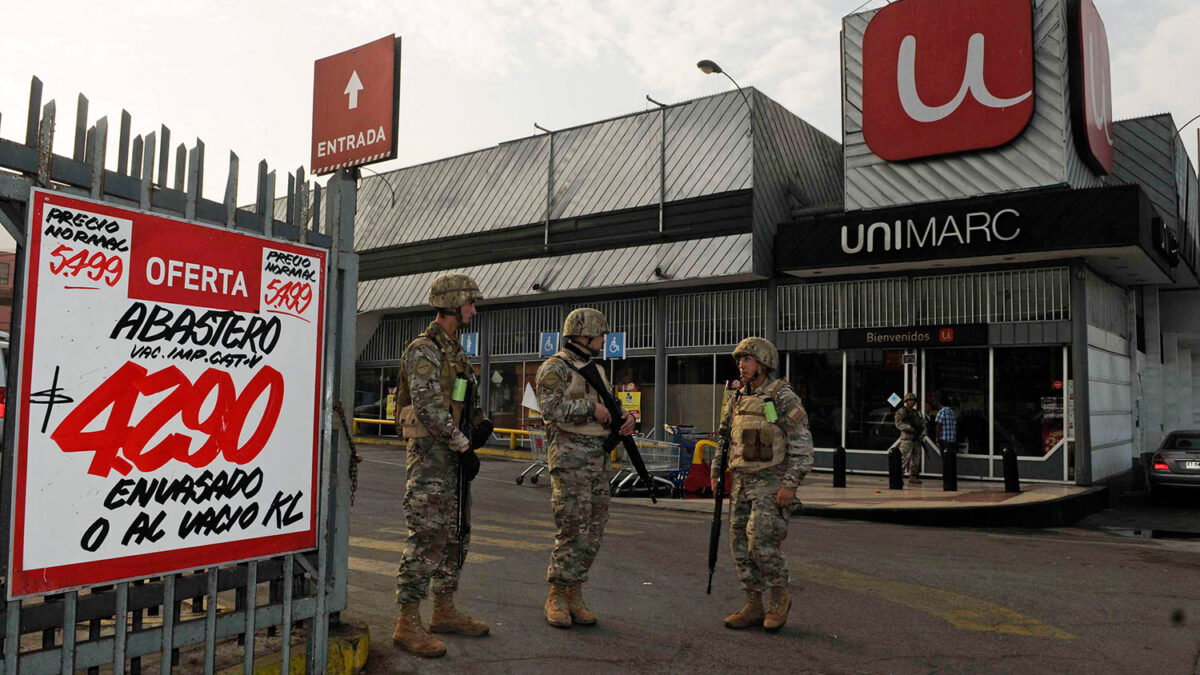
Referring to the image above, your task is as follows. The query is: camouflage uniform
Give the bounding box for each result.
[537,308,614,628]
[721,377,813,592]
[395,320,473,603]
[894,396,924,480]
[391,273,487,660]
[716,337,812,631]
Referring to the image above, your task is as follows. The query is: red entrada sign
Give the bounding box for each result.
[311,35,401,175]
[861,0,1035,161]
[1069,0,1114,174]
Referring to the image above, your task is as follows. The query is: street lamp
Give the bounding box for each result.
[697,59,753,136]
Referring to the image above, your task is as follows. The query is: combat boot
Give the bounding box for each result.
[392,602,446,658]
[764,586,792,631]
[544,584,571,628]
[723,591,765,629]
[429,593,490,636]
[908,475,923,485]
[565,583,598,625]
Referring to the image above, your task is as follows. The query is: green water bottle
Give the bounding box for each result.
[763,398,778,423]
[452,377,468,402]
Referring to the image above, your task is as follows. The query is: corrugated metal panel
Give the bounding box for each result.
[360,315,426,362]
[778,278,909,331]
[569,297,656,350]
[751,90,844,276]
[667,288,766,348]
[357,233,754,313]
[1111,116,1178,230]
[489,305,564,356]
[1086,270,1129,337]
[351,90,756,253]
[841,0,1103,211]
[914,268,1071,324]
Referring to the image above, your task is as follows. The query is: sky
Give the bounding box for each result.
[1,0,1197,252]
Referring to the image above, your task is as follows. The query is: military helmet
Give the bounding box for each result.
[429,273,483,310]
[563,308,608,338]
[904,392,918,402]
[732,337,779,372]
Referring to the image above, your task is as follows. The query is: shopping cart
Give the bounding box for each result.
[515,429,548,486]
[609,436,684,498]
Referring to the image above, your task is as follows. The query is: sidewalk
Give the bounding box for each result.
[357,437,1108,528]
[620,471,1109,528]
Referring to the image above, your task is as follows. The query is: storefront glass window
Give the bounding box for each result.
[354,367,385,435]
[667,355,716,436]
[845,350,905,451]
[994,347,1065,457]
[488,362,522,431]
[789,352,842,449]
[609,357,656,437]
[923,349,988,454]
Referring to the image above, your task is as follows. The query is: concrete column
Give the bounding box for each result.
[766,277,778,343]
[1180,348,1194,429]
[1163,332,1181,432]
[654,291,668,442]
[478,311,490,412]
[1127,288,1140,456]
[1143,286,1164,450]
[1070,262,1093,485]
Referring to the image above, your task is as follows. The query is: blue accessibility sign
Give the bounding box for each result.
[539,332,561,357]
[605,332,626,360]
[460,332,479,357]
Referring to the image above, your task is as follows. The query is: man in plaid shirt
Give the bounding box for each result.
[935,396,958,454]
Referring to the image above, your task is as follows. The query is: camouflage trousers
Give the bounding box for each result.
[729,467,792,592]
[898,436,920,478]
[545,431,610,585]
[395,437,470,604]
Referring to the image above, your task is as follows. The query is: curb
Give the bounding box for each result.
[217,622,370,675]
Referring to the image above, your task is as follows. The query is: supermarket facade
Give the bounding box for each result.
[348,0,1199,485]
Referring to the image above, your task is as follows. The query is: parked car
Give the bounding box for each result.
[1141,430,1200,500]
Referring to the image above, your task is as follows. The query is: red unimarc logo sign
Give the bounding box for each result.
[1069,0,1114,175]
[861,0,1035,162]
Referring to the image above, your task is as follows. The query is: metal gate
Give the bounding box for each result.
[0,77,357,673]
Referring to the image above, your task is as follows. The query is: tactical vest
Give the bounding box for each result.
[548,350,610,436]
[728,379,789,471]
[896,407,923,439]
[398,323,471,439]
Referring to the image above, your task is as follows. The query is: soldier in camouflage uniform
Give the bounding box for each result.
[536,308,636,628]
[894,392,925,484]
[713,337,813,631]
[392,273,489,658]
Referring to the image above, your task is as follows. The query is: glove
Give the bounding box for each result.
[460,448,481,482]
[470,418,495,450]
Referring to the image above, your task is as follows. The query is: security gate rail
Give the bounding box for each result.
[0,77,357,674]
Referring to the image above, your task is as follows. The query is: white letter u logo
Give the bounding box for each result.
[897,33,1032,123]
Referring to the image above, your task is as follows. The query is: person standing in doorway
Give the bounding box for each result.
[935,396,958,455]
[894,393,925,484]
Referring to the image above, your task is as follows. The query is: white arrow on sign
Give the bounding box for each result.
[344,70,364,110]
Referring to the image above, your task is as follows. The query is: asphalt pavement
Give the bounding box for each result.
[345,449,1200,674]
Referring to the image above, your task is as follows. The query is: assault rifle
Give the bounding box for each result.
[556,350,658,504]
[456,375,493,568]
[707,389,739,594]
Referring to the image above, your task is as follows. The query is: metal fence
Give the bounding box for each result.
[666,289,766,347]
[360,315,425,362]
[570,296,655,349]
[1085,269,1130,338]
[0,77,356,673]
[780,268,1071,332]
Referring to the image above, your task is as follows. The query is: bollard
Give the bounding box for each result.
[888,447,904,490]
[942,444,957,492]
[1002,447,1021,493]
[833,446,847,488]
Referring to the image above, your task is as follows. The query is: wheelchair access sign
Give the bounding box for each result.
[539,332,560,357]
[605,332,626,359]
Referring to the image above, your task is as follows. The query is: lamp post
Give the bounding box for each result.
[697,59,753,138]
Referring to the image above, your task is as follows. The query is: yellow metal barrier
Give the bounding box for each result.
[694,438,718,464]
[352,419,536,452]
